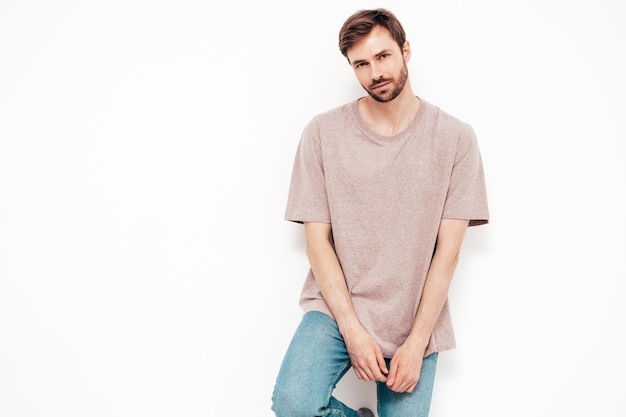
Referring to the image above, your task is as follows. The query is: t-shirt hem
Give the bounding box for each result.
[285,216,331,224]
[300,300,334,320]
[424,343,456,357]
[301,301,457,358]
[441,215,489,227]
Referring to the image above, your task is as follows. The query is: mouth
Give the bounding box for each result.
[371,80,391,90]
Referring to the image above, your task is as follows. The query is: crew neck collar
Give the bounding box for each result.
[350,96,426,142]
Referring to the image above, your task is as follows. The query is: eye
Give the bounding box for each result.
[380,53,389,60]
[355,62,367,69]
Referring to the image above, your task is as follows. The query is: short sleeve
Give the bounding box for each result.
[442,125,489,226]
[284,119,331,224]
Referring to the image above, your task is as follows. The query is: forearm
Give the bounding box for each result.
[406,219,469,351]
[305,222,389,382]
[304,223,361,334]
[406,252,459,350]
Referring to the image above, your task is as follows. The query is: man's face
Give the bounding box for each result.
[346,25,410,103]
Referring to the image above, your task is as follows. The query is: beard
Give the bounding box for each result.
[364,63,409,103]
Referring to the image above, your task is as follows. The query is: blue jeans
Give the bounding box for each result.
[272,311,438,417]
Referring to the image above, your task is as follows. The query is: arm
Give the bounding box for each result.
[386,218,470,392]
[304,222,388,382]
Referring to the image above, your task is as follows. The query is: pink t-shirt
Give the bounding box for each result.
[285,98,489,357]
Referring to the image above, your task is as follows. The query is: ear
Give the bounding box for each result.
[403,40,411,62]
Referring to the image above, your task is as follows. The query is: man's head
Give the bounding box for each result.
[338,9,406,60]
[339,9,411,103]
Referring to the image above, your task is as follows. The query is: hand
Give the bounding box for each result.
[386,342,425,393]
[343,325,388,382]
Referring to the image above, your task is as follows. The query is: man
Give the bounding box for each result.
[272,8,489,417]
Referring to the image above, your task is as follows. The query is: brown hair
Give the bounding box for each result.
[338,8,407,59]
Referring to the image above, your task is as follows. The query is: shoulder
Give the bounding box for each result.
[422,99,474,136]
[298,101,358,147]
[419,99,478,156]
[305,100,356,131]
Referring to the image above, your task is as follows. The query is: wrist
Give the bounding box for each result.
[336,313,363,337]
[405,332,430,352]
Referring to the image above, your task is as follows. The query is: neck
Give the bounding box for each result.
[359,83,420,137]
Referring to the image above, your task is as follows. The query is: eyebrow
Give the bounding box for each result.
[351,49,394,66]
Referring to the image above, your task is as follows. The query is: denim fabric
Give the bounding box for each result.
[272,311,438,417]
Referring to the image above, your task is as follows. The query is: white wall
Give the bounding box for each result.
[1,1,624,416]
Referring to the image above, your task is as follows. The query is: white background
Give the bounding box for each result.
[1,1,625,416]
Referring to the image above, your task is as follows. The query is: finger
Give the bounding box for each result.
[386,358,399,386]
[353,367,365,381]
[356,363,376,381]
[367,355,387,382]
[366,362,384,382]
[394,377,409,393]
[358,369,373,381]
[389,368,408,392]
[396,379,414,393]
[399,374,419,393]
[405,382,417,393]
[390,376,404,392]
[370,365,387,382]
[376,350,388,375]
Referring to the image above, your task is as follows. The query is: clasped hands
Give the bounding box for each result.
[345,325,425,393]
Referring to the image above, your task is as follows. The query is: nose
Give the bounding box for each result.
[369,63,384,82]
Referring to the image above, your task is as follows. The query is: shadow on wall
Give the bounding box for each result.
[331,352,461,416]
[333,369,378,414]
